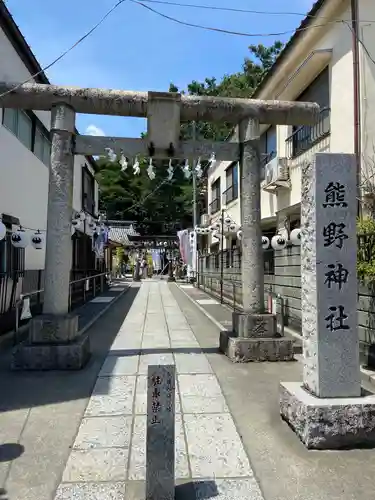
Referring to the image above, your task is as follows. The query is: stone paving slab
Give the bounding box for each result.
[84,376,136,416]
[62,448,128,482]
[54,281,263,500]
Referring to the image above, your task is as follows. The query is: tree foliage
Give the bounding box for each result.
[97,42,284,233]
[96,156,194,234]
[357,217,375,282]
[170,42,284,141]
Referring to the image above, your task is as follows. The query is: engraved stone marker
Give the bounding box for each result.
[146,364,175,500]
[301,153,360,397]
[279,154,375,450]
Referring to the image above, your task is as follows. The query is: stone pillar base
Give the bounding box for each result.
[232,311,277,337]
[12,313,90,370]
[29,313,79,344]
[280,382,375,450]
[219,331,294,362]
[12,334,90,370]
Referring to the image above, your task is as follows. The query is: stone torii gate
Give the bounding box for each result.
[0,81,318,370]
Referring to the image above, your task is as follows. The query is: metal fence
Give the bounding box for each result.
[0,268,110,336]
[198,248,274,275]
[196,233,375,325]
[357,233,375,264]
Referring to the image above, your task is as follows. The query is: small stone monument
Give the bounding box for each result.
[280,153,375,449]
[146,365,175,499]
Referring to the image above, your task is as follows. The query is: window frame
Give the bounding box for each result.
[82,165,96,216]
[224,162,238,204]
[2,107,51,167]
[287,66,330,159]
[210,178,221,214]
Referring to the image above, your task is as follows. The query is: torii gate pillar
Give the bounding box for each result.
[13,103,90,370]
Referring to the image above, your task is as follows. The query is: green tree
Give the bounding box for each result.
[96,155,195,233]
[170,42,284,141]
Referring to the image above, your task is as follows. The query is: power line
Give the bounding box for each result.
[139,0,312,16]
[123,166,179,214]
[1,0,374,102]
[343,20,375,66]
[0,0,127,101]
[131,0,375,38]
[132,1,375,83]
[139,0,375,23]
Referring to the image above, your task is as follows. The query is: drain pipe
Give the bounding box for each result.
[351,0,362,216]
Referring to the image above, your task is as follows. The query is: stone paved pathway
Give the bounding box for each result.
[54,281,264,499]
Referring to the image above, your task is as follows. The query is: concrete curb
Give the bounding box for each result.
[0,284,131,352]
[78,284,131,336]
[175,283,375,389]
[174,283,230,332]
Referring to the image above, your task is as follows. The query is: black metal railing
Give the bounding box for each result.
[222,184,238,205]
[198,248,274,275]
[209,198,220,215]
[358,233,375,263]
[285,107,330,159]
[0,268,110,336]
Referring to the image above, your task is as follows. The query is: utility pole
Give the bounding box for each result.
[192,121,198,231]
[191,121,198,282]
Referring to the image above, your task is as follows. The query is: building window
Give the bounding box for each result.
[34,127,51,166]
[286,67,330,158]
[259,126,277,181]
[17,111,32,149]
[2,108,51,166]
[2,108,17,134]
[210,178,221,214]
[2,108,32,150]
[82,166,95,215]
[223,163,238,204]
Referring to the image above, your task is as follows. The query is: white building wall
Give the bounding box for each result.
[206,160,241,249]
[0,26,98,271]
[204,0,375,241]
[260,1,359,219]
[359,0,375,188]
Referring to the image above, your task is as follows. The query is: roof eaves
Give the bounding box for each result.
[252,0,326,98]
[0,1,49,85]
[0,1,97,168]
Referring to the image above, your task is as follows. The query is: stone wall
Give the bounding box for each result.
[198,247,375,368]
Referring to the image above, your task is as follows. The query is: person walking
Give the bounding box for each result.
[140,256,148,279]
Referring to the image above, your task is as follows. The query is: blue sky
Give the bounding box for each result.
[6,0,314,138]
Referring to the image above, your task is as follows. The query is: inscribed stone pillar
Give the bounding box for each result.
[220,119,293,361]
[302,153,361,398]
[146,365,175,500]
[239,118,264,315]
[43,103,75,316]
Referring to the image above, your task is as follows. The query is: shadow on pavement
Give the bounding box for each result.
[0,443,24,462]
[108,347,220,357]
[0,286,139,413]
[175,480,219,499]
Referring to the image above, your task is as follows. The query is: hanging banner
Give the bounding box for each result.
[177,230,189,265]
[190,231,197,274]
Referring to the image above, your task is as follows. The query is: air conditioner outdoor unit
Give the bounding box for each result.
[263,156,290,193]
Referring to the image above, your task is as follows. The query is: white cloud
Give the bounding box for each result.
[85,124,105,136]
